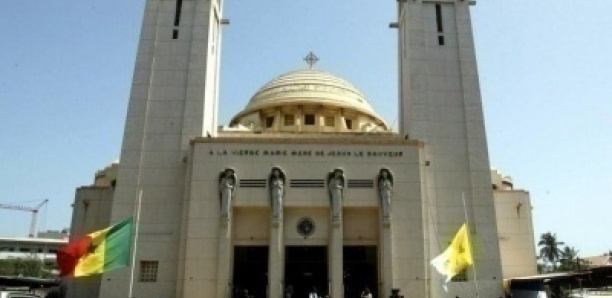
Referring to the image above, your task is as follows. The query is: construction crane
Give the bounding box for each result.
[0,199,48,238]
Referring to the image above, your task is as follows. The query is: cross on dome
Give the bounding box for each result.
[303,51,319,69]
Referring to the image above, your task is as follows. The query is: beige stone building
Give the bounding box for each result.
[491,169,538,279]
[66,0,539,297]
[71,162,538,297]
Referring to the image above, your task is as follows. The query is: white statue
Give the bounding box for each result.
[269,167,285,221]
[328,169,345,221]
[219,168,236,220]
[378,169,393,220]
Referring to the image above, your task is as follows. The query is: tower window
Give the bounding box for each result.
[345,119,353,130]
[139,260,159,282]
[324,116,335,127]
[174,0,183,27]
[435,4,443,33]
[265,116,275,128]
[435,4,445,46]
[304,114,315,125]
[172,0,183,39]
[284,114,295,126]
[438,36,445,46]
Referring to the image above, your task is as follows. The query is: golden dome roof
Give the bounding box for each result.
[230,69,386,128]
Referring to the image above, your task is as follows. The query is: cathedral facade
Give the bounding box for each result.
[66,0,519,297]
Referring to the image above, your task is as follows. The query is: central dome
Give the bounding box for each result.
[233,69,379,119]
[228,68,388,133]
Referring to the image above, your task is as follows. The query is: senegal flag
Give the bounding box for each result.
[57,217,133,277]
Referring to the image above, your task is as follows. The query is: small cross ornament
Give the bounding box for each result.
[303,51,319,69]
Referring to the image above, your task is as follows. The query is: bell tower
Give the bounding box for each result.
[98,0,224,297]
[397,1,504,297]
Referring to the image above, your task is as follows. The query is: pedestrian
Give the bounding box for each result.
[361,287,372,298]
[285,284,293,298]
[309,287,319,298]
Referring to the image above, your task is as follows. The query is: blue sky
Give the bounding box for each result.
[0,1,610,257]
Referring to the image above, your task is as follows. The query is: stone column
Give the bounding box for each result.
[296,106,303,133]
[381,221,393,298]
[216,220,232,298]
[268,220,284,298]
[329,220,343,298]
[274,109,282,131]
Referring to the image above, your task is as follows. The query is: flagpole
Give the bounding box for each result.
[461,193,480,298]
[128,189,143,298]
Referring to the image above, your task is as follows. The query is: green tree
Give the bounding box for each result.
[0,257,54,278]
[559,246,579,272]
[538,232,565,272]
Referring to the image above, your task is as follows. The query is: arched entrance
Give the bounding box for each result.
[285,246,328,298]
[233,246,269,298]
[343,246,378,298]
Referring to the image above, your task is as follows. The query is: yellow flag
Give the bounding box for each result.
[430,223,473,282]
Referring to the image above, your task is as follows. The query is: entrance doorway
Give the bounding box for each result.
[233,246,269,298]
[343,246,378,298]
[285,246,328,298]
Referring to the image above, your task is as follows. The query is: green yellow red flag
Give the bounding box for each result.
[57,217,133,277]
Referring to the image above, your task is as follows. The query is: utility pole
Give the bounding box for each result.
[0,199,49,237]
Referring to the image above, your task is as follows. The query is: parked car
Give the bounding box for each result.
[0,291,41,298]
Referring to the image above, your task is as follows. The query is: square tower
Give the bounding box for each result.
[397,1,504,297]
[98,0,223,297]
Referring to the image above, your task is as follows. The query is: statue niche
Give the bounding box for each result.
[219,168,236,220]
[378,168,393,221]
[327,168,345,222]
[268,167,286,222]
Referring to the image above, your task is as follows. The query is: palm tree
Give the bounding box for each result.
[538,232,565,271]
[559,246,579,272]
